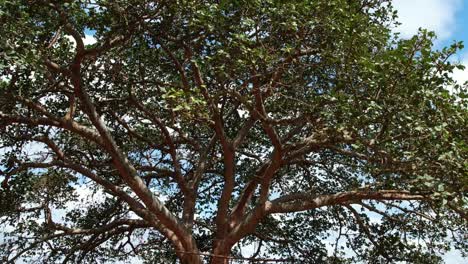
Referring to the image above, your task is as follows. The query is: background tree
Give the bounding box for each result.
[0,0,467,263]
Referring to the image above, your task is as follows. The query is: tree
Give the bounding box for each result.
[0,0,467,263]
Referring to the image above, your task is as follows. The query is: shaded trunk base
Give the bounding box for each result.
[210,247,231,264]
[180,253,203,264]
[210,257,230,264]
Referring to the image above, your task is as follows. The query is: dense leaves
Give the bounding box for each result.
[0,0,467,263]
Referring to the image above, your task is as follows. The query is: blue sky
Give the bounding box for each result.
[393,0,468,84]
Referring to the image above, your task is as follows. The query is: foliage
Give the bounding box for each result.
[0,0,467,263]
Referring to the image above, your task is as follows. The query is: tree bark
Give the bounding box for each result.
[210,246,231,264]
[180,251,203,264]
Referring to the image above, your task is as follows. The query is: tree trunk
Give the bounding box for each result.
[210,255,230,264]
[174,235,203,264]
[210,245,231,264]
[180,252,203,264]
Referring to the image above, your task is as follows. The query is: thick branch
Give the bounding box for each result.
[68,47,196,254]
[268,190,428,214]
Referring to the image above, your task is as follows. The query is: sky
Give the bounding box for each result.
[393,0,468,85]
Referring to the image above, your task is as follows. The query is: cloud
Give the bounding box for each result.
[65,34,97,47]
[83,34,97,46]
[392,0,462,40]
[452,53,468,85]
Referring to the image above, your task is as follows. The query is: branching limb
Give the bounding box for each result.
[268,190,428,214]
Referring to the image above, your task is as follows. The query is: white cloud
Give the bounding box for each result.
[392,0,462,40]
[83,34,97,46]
[444,250,466,263]
[452,53,468,85]
[65,34,97,47]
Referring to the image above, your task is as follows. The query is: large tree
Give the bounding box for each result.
[1,0,467,263]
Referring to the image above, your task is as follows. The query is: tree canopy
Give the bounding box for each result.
[0,0,467,263]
